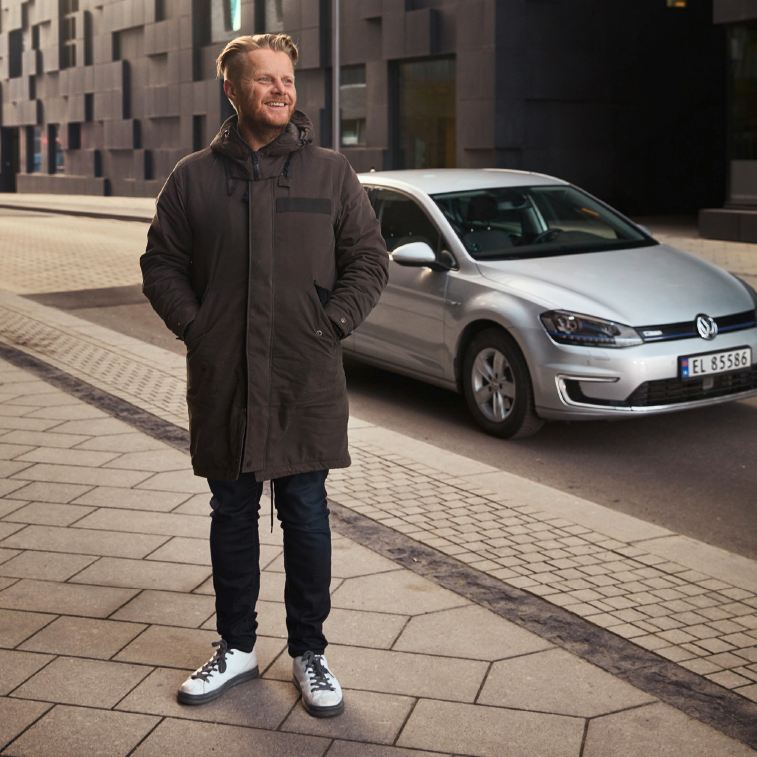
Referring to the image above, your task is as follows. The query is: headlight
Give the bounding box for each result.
[540,310,642,348]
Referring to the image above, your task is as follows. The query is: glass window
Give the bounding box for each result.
[375,189,440,252]
[47,125,64,174]
[729,24,757,161]
[9,30,23,79]
[341,65,367,147]
[264,0,284,32]
[396,57,456,168]
[225,0,241,31]
[27,126,41,173]
[432,185,651,260]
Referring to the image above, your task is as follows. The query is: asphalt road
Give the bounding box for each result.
[2,209,754,560]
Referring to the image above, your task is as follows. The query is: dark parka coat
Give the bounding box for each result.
[141,112,388,480]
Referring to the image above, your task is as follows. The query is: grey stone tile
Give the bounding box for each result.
[10,462,151,488]
[112,590,215,628]
[3,481,91,503]
[76,434,169,452]
[46,418,135,436]
[0,550,98,581]
[0,480,27,498]
[736,684,757,703]
[478,648,654,716]
[0,382,58,397]
[171,493,210,515]
[394,605,552,661]
[13,655,152,707]
[19,616,146,659]
[73,509,209,538]
[324,607,409,649]
[0,416,60,431]
[132,717,329,757]
[583,702,756,756]
[0,460,34,477]
[0,697,52,751]
[0,609,56,648]
[2,501,95,526]
[114,625,286,669]
[7,703,159,757]
[145,537,211,565]
[0,649,53,694]
[331,570,469,615]
[0,578,138,617]
[5,392,79,407]
[0,547,21,563]
[257,571,286,601]
[15,447,119,467]
[0,404,34,417]
[1,525,167,558]
[330,540,403,578]
[25,405,107,420]
[397,698,584,757]
[264,644,487,702]
[70,557,210,592]
[72,486,189,512]
[0,499,27,518]
[282,688,415,743]
[0,430,90,449]
[0,443,34,460]
[135,471,210,494]
[0,522,25,541]
[104,449,191,472]
[327,744,441,757]
[116,667,297,729]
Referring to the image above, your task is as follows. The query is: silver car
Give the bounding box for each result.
[343,169,757,437]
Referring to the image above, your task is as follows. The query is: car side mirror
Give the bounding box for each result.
[392,241,440,268]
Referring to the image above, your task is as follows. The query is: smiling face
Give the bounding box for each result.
[225,48,297,141]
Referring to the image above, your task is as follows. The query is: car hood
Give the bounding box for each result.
[476,244,752,325]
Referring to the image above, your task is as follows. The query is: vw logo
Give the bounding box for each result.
[695,314,718,340]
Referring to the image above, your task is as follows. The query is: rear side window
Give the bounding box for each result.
[373,189,440,252]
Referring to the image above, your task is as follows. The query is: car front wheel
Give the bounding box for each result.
[462,328,544,439]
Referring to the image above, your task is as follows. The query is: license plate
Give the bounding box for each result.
[679,347,752,379]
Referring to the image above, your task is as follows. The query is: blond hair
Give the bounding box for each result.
[216,34,299,83]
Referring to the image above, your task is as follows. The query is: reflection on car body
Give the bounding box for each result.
[342,169,757,438]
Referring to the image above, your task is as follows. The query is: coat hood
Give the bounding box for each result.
[210,110,314,177]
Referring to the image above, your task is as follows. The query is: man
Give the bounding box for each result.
[140,33,388,718]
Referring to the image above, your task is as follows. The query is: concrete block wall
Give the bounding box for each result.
[0,0,727,215]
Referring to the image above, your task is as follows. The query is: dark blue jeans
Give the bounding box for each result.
[208,469,331,657]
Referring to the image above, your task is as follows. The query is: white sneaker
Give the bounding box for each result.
[177,640,258,705]
[292,651,344,717]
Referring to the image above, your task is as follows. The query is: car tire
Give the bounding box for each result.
[462,328,544,439]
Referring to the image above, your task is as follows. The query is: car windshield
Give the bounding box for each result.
[431,185,655,260]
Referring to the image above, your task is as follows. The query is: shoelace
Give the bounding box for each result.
[302,651,335,692]
[191,640,231,681]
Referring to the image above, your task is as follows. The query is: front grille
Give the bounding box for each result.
[565,365,757,408]
[637,310,756,343]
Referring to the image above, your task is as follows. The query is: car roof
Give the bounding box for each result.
[356,168,567,194]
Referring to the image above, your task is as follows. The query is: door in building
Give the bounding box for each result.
[0,128,19,192]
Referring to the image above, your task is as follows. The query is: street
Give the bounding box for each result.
[3,209,755,560]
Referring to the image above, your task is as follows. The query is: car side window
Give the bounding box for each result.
[374,189,441,253]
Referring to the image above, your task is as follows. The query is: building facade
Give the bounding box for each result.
[700,0,757,241]
[0,0,726,219]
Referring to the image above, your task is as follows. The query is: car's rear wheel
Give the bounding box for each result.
[462,328,544,438]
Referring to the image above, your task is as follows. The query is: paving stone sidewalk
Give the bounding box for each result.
[0,357,754,757]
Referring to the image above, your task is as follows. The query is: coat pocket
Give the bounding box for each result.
[308,283,338,345]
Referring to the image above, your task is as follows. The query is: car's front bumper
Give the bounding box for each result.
[527,327,757,420]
